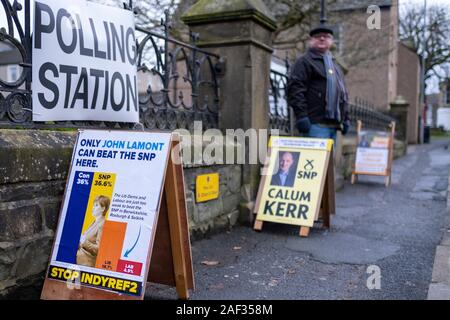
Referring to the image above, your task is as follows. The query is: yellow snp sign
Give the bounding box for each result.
[196,173,219,203]
[255,136,333,228]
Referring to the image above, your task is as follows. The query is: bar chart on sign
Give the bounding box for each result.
[57,170,145,276]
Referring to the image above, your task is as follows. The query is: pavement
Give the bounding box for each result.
[427,148,450,299]
[145,138,450,300]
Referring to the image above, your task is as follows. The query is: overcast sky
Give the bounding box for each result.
[401,0,450,8]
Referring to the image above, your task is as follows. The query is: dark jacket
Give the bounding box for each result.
[287,48,349,125]
[270,169,296,187]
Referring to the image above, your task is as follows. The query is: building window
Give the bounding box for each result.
[7,65,20,82]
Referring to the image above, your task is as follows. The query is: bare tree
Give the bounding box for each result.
[399,4,450,83]
[132,0,180,30]
[103,0,180,31]
[261,0,332,52]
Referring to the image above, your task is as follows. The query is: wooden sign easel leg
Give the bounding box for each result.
[253,149,271,232]
[385,121,396,188]
[164,141,190,300]
[327,153,336,216]
[299,227,310,237]
[352,120,364,185]
[254,219,264,231]
[318,166,332,229]
[351,173,357,184]
[322,189,331,229]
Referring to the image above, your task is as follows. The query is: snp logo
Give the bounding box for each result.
[366,265,381,290]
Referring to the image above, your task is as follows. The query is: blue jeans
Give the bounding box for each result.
[302,124,337,149]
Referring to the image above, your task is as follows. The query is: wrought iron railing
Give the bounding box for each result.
[0,0,221,131]
[0,0,32,124]
[348,98,397,134]
[269,59,293,136]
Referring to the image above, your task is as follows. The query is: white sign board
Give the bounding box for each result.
[354,130,390,175]
[32,0,138,122]
[48,130,171,297]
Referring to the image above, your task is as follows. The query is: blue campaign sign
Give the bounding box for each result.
[56,171,93,263]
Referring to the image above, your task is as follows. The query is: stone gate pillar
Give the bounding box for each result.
[390,95,409,142]
[181,0,277,221]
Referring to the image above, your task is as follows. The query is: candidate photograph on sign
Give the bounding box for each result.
[358,133,371,148]
[76,195,111,268]
[270,151,300,188]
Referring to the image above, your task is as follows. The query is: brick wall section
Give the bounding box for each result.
[397,43,421,144]
[0,129,75,297]
[330,6,397,110]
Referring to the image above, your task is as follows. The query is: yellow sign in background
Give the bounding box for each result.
[196,173,219,203]
[255,137,332,227]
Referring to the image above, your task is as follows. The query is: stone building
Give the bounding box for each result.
[396,42,421,144]
[438,78,450,107]
[328,0,399,111]
[426,93,440,128]
[436,78,450,131]
[426,79,450,130]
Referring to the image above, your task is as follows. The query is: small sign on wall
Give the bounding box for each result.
[196,173,219,203]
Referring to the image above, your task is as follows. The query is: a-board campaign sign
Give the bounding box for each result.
[41,130,194,300]
[254,136,335,237]
[352,120,395,187]
[355,131,390,174]
[32,0,138,122]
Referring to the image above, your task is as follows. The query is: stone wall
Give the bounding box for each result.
[0,129,76,298]
[0,129,243,298]
[185,164,242,238]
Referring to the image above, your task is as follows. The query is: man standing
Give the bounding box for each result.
[287,24,350,146]
[271,151,297,187]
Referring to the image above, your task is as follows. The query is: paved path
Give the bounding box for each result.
[146,139,450,300]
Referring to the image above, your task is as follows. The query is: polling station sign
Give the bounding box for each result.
[47,130,171,297]
[32,0,138,122]
[255,137,333,228]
